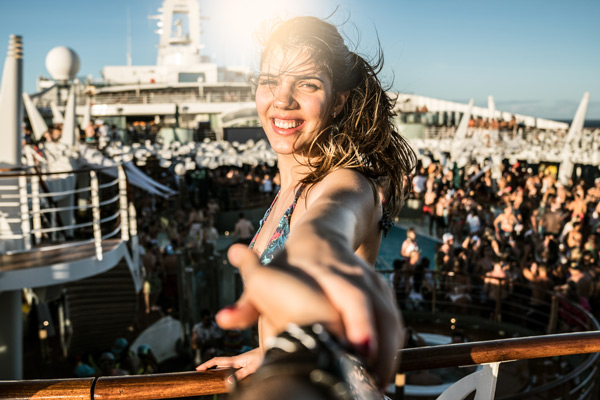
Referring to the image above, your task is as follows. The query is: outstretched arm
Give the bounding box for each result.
[217,170,404,388]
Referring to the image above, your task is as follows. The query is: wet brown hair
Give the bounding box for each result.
[256,16,416,218]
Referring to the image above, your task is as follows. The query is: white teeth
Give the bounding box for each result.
[274,119,301,129]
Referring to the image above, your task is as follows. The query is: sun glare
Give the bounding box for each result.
[206,0,334,67]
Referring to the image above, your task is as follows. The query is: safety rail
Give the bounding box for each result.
[378,268,600,399]
[90,92,255,106]
[0,164,131,261]
[1,331,599,400]
[376,268,600,334]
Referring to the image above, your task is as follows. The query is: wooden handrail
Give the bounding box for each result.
[0,377,94,400]
[1,331,599,400]
[398,330,600,373]
[94,370,230,400]
[0,370,229,400]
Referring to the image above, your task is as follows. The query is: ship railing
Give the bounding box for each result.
[376,268,600,399]
[0,163,134,261]
[1,331,599,400]
[87,92,256,106]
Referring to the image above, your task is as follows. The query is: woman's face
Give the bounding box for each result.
[256,46,341,156]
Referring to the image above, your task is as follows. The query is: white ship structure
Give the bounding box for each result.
[25,0,597,183]
[1,1,599,397]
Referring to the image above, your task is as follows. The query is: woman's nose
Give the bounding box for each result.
[273,83,297,109]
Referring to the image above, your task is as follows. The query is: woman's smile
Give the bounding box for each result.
[271,117,305,135]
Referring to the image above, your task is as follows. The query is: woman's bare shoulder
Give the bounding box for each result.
[318,169,376,192]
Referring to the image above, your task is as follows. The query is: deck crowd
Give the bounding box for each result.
[67,154,600,378]
[395,157,600,333]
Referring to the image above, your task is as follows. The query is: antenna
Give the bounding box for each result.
[126,6,132,66]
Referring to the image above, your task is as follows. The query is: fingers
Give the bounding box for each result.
[214,245,262,330]
[326,280,378,361]
[233,363,258,381]
[371,290,403,389]
[196,356,236,371]
[228,244,261,276]
[215,293,260,330]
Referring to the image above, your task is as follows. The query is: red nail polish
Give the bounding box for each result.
[356,338,371,359]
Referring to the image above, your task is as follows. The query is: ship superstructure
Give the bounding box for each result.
[33,0,259,140]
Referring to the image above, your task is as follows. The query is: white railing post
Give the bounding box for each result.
[90,170,102,261]
[31,175,41,244]
[129,202,142,284]
[18,175,31,250]
[436,362,500,400]
[118,165,129,241]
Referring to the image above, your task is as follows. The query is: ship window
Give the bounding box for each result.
[179,73,205,83]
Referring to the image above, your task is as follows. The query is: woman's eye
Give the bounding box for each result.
[299,82,319,90]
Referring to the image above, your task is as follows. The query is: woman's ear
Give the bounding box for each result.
[333,90,350,115]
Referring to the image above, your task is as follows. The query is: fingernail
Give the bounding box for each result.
[356,338,371,360]
[226,374,237,388]
[216,305,236,319]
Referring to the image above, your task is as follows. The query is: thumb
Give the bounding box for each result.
[228,244,261,279]
[215,245,262,330]
[215,292,260,330]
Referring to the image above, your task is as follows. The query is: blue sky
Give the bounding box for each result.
[1,0,598,120]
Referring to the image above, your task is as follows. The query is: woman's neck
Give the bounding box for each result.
[277,154,313,190]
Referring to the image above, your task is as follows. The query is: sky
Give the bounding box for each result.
[0,0,598,121]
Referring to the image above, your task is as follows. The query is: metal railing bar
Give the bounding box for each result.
[30,221,94,234]
[98,194,120,207]
[98,178,120,189]
[101,225,121,240]
[99,211,120,225]
[33,203,94,214]
[2,184,92,199]
[0,164,122,179]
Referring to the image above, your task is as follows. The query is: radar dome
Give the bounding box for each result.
[45,46,80,82]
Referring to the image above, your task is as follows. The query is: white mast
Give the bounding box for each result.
[22,92,48,142]
[0,35,24,168]
[0,34,24,381]
[558,92,590,184]
[450,98,474,164]
[154,0,205,67]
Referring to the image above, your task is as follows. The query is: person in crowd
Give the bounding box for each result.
[202,219,220,257]
[50,124,62,142]
[111,337,137,374]
[197,15,416,393]
[435,233,455,272]
[493,206,519,244]
[137,344,159,374]
[482,261,510,318]
[422,182,437,234]
[97,352,128,376]
[522,262,552,327]
[143,241,163,314]
[231,212,255,245]
[192,309,224,364]
[400,227,419,258]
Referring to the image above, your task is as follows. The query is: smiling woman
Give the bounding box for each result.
[196,15,416,398]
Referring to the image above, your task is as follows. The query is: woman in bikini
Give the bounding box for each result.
[196,16,415,392]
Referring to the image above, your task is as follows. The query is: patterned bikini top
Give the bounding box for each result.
[249,185,305,265]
